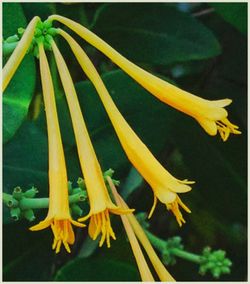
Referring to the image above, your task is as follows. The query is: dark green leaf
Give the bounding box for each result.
[210,3,247,34]
[3,121,48,195]
[121,167,143,199]
[3,222,54,281]
[92,3,221,65]
[54,257,140,281]
[3,3,36,143]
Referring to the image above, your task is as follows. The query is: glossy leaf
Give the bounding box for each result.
[92,3,221,65]
[210,3,247,34]
[55,257,140,281]
[3,3,36,143]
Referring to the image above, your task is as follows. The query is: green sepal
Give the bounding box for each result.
[77,177,86,190]
[12,186,23,200]
[5,34,19,43]
[23,187,38,198]
[71,204,83,217]
[10,207,21,221]
[23,209,36,221]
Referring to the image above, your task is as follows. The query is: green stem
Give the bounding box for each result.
[145,229,201,264]
[3,191,86,210]
[145,230,166,251]
[19,197,49,210]
[3,41,19,57]
[171,248,201,264]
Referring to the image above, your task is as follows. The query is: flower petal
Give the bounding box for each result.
[196,118,217,136]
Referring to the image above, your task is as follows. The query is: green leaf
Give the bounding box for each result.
[121,167,143,199]
[91,3,221,65]
[210,3,247,34]
[171,115,246,224]
[3,3,36,143]
[54,257,140,281]
[3,121,48,195]
[3,222,54,281]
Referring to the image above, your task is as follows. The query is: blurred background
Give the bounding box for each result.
[3,2,247,281]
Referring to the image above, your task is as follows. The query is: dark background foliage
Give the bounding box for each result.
[3,2,247,281]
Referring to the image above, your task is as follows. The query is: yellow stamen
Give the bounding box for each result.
[148,195,157,219]
[3,16,40,92]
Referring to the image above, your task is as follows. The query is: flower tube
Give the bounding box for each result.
[29,43,84,254]
[50,39,132,247]
[48,15,241,141]
[108,176,175,282]
[3,16,40,92]
[108,179,155,281]
[58,29,193,226]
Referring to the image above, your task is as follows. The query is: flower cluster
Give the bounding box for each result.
[3,14,240,280]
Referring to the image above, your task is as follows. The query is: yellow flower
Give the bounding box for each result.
[57,29,193,226]
[29,43,84,254]
[3,16,40,92]
[108,176,175,282]
[50,39,133,247]
[48,15,241,141]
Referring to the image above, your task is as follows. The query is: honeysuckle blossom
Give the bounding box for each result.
[108,177,155,282]
[3,16,40,92]
[29,43,84,253]
[50,39,133,247]
[58,29,193,226]
[108,176,175,282]
[49,14,241,141]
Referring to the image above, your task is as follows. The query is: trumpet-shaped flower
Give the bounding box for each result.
[108,176,175,282]
[3,16,40,92]
[48,15,241,141]
[29,43,84,254]
[50,39,133,247]
[58,29,193,226]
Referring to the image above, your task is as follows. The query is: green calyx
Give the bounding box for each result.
[3,20,58,58]
[3,170,121,222]
[199,247,232,278]
[30,19,58,57]
[3,184,87,222]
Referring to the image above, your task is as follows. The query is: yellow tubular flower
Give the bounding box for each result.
[3,16,40,92]
[29,43,84,254]
[50,40,133,248]
[48,15,241,141]
[108,179,155,281]
[58,29,193,226]
[108,177,175,282]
